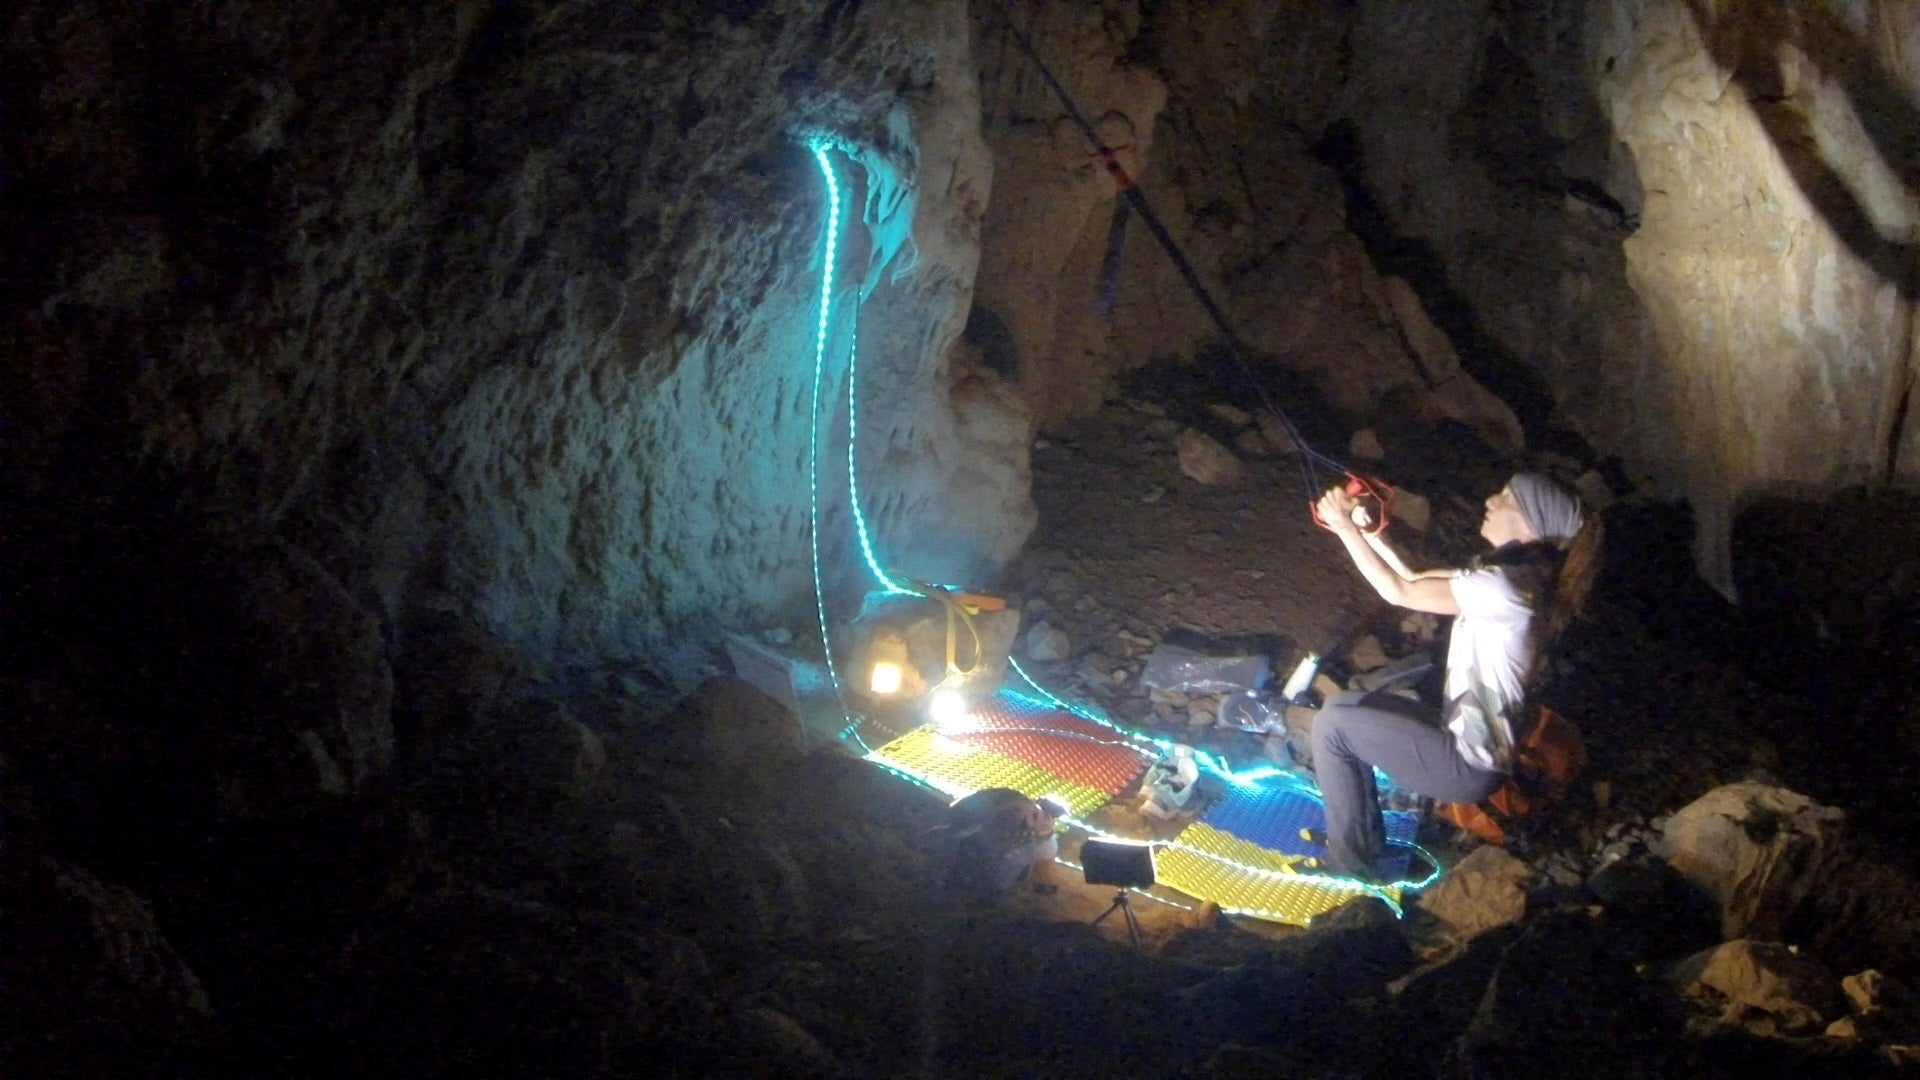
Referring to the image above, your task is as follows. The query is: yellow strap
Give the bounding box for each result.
[900,579,987,679]
[935,587,983,677]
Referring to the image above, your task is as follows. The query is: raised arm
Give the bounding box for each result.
[1318,487,1461,615]
[1360,528,1455,582]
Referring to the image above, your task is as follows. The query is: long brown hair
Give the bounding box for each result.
[1474,511,1605,687]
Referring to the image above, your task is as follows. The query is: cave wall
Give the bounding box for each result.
[971,0,1920,594]
[970,1,1532,455]
[1331,0,1920,593]
[10,0,1919,691]
[1597,0,1920,588]
[1,0,1027,684]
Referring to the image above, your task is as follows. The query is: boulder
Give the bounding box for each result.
[1345,634,1390,673]
[1254,411,1297,454]
[847,593,1023,700]
[1670,939,1842,1036]
[1831,970,1920,1043]
[662,677,807,779]
[1205,402,1252,427]
[1392,488,1432,533]
[1399,611,1440,644]
[1845,969,1901,1015]
[901,602,1022,696]
[484,699,609,801]
[1416,845,1536,939]
[1025,621,1071,662]
[1232,427,1272,458]
[1655,782,1845,940]
[1175,428,1248,486]
[0,853,220,1074]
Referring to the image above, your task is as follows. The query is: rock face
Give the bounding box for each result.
[1670,938,1843,1036]
[9,7,1920,1075]
[10,0,1916,681]
[972,0,1519,443]
[1657,782,1847,940]
[1328,0,1920,593]
[1599,1,1920,590]
[1174,428,1247,486]
[3,1,1030,681]
[0,853,220,1074]
[975,0,1920,594]
[1416,845,1538,940]
[236,542,396,794]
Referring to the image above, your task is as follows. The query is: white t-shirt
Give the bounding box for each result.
[1443,566,1535,773]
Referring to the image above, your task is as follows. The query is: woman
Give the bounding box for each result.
[1310,473,1601,880]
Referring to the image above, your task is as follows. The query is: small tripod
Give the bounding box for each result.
[1091,887,1142,949]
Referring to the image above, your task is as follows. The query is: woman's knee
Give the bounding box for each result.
[1311,702,1356,752]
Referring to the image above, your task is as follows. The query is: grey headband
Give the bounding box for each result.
[1509,473,1584,543]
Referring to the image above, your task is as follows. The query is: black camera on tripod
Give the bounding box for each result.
[1080,838,1156,949]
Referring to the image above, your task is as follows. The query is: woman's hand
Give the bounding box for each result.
[1316,486,1363,534]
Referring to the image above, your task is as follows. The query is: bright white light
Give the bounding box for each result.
[928,687,968,726]
[869,661,904,695]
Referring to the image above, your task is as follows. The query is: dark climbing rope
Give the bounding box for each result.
[997,1,1352,502]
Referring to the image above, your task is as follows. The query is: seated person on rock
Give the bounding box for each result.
[1310,473,1601,880]
[937,788,1067,900]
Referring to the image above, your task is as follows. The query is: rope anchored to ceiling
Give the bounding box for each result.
[995,0,1359,508]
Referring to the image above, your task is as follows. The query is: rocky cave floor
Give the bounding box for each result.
[11,382,1920,1080]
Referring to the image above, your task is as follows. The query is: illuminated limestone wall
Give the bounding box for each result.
[4,1,1025,680]
[1330,0,1920,593]
[972,0,1918,592]
[1595,0,1920,589]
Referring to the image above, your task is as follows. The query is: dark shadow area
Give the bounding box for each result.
[1532,500,1776,826]
[1729,487,1920,838]
[960,302,1021,378]
[1590,499,1743,652]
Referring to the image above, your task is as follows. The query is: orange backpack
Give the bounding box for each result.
[1436,706,1586,846]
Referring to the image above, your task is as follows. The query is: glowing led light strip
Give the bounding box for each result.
[806,143,849,699]
[806,142,1441,908]
[1007,661,1304,790]
[874,728,1436,903]
[844,304,915,596]
[992,684,1432,895]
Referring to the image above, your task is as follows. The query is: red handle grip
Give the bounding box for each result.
[1311,473,1395,535]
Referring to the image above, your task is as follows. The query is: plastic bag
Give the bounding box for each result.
[1138,644,1271,695]
[1142,746,1201,820]
[1215,692,1286,734]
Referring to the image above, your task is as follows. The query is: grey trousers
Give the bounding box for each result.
[1311,690,1504,875]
